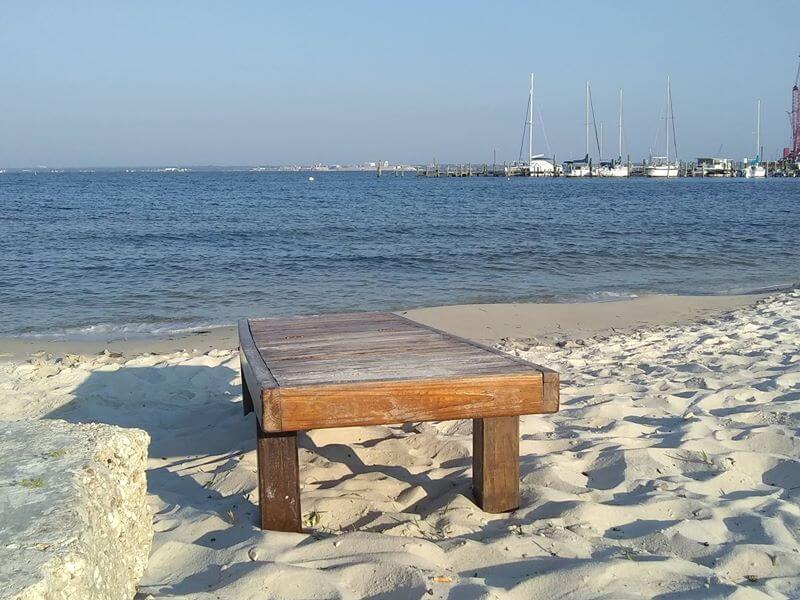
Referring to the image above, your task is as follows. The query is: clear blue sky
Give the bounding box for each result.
[1,1,797,167]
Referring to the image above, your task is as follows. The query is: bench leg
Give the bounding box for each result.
[241,369,254,416]
[472,416,520,513]
[256,423,301,531]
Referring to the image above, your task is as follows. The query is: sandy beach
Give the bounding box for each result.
[2,291,799,598]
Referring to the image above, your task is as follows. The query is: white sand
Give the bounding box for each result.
[1,292,798,598]
[402,293,762,345]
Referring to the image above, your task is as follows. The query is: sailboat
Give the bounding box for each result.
[744,100,767,178]
[564,81,593,177]
[525,74,559,176]
[600,89,629,177]
[646,77,679,177]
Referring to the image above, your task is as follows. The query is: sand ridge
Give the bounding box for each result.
[0,292,798,598]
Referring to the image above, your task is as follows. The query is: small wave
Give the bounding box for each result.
[544,290,640,304]
[12,320,232,341]
[710,281,800,296]
[582,290,640,303]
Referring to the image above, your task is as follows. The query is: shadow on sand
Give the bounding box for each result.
[42,362,478,532]
[44,363,260,527]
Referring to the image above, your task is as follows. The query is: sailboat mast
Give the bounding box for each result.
[529,73,534,167]
[618,89,623,160]
[585,81,590,157]
[600,123,603,159]
[666,77,670,165]
[756,99,761,159]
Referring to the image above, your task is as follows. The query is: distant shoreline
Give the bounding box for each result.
[0,165,415,174]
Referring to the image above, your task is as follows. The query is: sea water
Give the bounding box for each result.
[1,170,798,338]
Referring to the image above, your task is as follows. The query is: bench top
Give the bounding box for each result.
[239,312,558,432]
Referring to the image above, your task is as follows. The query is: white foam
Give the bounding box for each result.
[14,320,231,341]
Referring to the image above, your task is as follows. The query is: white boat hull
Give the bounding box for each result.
[565,165,591,177]
[744,165,766,178]
[597,165,629,177]
[645,164,679,178]
[528,159,559,176]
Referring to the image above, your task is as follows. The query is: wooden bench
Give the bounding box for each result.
[239,312,559,531]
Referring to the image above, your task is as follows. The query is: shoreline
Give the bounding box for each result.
[0,292,764,361]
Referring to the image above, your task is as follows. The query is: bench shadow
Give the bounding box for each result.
[40,362,481,536]
[301,434,473,526]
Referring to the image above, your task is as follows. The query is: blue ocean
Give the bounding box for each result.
[1,171,798,339]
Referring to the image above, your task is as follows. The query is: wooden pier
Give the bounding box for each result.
[416,162,559,177]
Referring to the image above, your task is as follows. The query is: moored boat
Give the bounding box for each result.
[564,155,592,177]
[600,89,629,177]
[524,74,561,177]
[563,82,595,177]
[744,100,767,178]
[645,159,679,177]
[646,77,679,178]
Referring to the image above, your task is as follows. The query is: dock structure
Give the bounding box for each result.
[412,158,795,179]
[416,161,561,178]
[417,162,506,177]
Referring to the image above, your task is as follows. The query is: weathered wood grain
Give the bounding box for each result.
[276,373,553,431]
[266,357,528,387]
[252,313,537,388]
[239,311,560,530]
[256,424,301,532]
[543,370,560,408]
[238,319,280,430]
[240,312,559,432]
[473,416,520,513]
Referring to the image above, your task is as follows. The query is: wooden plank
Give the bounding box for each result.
[253,327,412,342]
[542,371,560,411]
[250,311,394,326]
[250,312,398,327]
[251,311,395,326]
[251,312,540,388]
[250,317,417,340]
[241,362,254,416]
[259,343,482,364]
[260,341,515,361]
[265,350,522,374]
[252,331,447,353]
[266,358,517,380]
[256,423,301,532]
[392,312,553,374]
[473,416,520,513]
[269,361,530,388]
[269,372,554,432]
[249,314,404,336]
[263,353,486,372]
[254,333,476,357]
[254,329,425,354]
[239,319,281,431]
